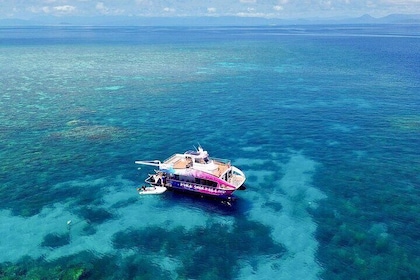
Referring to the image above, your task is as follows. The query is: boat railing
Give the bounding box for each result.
[211,157,231,166]
[162,154,180,164]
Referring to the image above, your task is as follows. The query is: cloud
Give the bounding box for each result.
[96,2,125,15]
[236,11,267,17]
[207,7,217,13]
[53,5,76,13]
[135,0,153,5]
[366,1,376,8]
[319,0,333,9]
[28,4,76,15]
[163,7,176,13]
[384,0,420,3]
[96,2,107,13]
[41,6,50,13]
[4,0,420,21]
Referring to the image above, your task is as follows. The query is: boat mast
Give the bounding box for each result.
[135,160,161,167]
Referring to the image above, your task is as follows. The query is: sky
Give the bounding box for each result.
[1,0,419,20]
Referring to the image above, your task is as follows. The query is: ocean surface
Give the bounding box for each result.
[0,24,419,279]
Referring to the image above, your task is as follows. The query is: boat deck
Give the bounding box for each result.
[164,154,229,178]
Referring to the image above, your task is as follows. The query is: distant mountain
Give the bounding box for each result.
[297,14,420,24]
[342,13,420,24]
[0,16,273,26]
[379,14,420,23]
[351,14,378,23]
[1,14,420,26]
[0,18,39,26]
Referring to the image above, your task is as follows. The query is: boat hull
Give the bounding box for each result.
[167,180,234,199]
[137,146,246,201]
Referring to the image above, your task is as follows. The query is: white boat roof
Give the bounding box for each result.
[163,147,230,177]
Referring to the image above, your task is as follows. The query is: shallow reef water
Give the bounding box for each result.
[0,25,419,279]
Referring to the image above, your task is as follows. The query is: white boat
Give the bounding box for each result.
[137,186,167,195]
[135,146,246,200]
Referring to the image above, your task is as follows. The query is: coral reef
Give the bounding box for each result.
[112,220,286,279]
[312,155,420,279]
[41,233,71,248]
[50,125,125,141]
[389,116,420,131]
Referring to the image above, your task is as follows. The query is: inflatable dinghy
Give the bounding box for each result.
[137,186,167,195]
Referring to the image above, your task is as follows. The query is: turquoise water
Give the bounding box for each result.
[0,25,419,279]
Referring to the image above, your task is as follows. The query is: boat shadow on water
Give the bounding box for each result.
[159,187,250,214]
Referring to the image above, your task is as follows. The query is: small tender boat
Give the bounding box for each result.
[137,186,167,195]
[135,146,246,200]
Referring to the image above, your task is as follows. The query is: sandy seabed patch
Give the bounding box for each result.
[1,151,325,279]
[237,151,326,280]
[0,175,232,265]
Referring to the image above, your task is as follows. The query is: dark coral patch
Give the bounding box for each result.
[77,207,113,225]
[41,233,70,248]
[112,220,286,279]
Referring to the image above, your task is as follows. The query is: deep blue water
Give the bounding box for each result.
[0,25,419,279]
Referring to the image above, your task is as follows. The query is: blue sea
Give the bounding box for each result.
[0,24,419,279]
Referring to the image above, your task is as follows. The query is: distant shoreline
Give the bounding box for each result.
[1,14,420,27]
